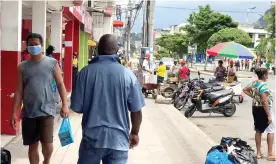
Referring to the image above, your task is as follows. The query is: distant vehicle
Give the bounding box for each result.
[160,57,174,70]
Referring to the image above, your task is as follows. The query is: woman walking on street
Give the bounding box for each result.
[243,68,275,161]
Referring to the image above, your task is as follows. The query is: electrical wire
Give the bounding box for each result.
[155,6,265,14]
[130,0,143,29]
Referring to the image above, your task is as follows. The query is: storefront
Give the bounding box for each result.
[62,5,92,91]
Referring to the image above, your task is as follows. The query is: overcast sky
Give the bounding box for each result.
[116,0,272,32]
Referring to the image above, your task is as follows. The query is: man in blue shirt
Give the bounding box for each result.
[70,34,144,164]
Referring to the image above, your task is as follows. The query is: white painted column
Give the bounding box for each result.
[103,16,113,34]
[1,0,23,135]
[50,12,63,54]
[32,0,47,51]
[1,0,22,51]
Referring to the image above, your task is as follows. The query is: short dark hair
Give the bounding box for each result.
[160,61,164,65]
[46,45,55,56]
[218,60,223,64]
[255,68,268,79]
[26,33,43,45]
[98,34,118,55]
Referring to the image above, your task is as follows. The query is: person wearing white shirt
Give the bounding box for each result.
[142,55,152,75]
[129,55,140,71]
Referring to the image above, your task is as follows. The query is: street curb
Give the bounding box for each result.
[167,105,217,146]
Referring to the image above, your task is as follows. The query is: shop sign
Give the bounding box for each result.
[69,6,83,22]
[70,4,93,34]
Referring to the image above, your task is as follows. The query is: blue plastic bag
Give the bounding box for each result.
[58,118,74,147]
[205,149,233,164]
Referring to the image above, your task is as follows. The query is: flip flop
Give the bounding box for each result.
[267,155,276,161]
[257,154,264,159]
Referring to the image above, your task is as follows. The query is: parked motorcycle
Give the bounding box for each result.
[173,77,204,110]
[184,86,238,118]
[173,76,223,110]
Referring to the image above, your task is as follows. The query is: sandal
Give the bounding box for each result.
[267,155,276,161]
[257,154,264,159]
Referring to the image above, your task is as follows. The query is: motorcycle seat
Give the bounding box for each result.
[200,83,213,89]
[207,89,233,102]
[204,86,224,93]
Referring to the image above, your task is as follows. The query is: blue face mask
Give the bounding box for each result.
[28,45,41,56]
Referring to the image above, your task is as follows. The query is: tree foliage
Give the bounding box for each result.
[264,4,275,37]
[183,5,238,52]
[155,33,188,58]
[207,28,252,48]
[154,49,172,60]
[257,4,275,62]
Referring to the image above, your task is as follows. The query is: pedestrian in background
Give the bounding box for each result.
[241,59,244,70]
[46,45,60,104]
[157,61,166,83]
[129,54,140,74]
[243,68,275,161]
[169,61,179,76]
[245,59,249,70]
[72,52,78,85]
[70,34,144,164]
[227,60,236,83]
[46,45,55,57]
[11,33,70,164]
[179,60,190,82]
[214,60,226,82]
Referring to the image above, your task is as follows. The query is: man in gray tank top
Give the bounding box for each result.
[11,33,70,164]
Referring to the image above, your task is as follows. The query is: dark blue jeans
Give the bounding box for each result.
[78,137,128,164]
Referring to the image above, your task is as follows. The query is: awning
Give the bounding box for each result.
[113,20,124,27]
[88,40,96,47]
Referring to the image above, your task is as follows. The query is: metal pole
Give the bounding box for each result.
[127,0,132,60]
[148,0,155,50]
[124,6,129,58]
[142,0,147,47]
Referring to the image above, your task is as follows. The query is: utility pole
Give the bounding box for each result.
[123,0,133,61]
[148,0,155,50]
[142,0,155,49]
[127,0,133,60]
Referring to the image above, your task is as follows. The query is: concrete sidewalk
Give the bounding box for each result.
[4,99,215,164]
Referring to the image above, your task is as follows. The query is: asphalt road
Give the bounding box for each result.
[186,71,275,164]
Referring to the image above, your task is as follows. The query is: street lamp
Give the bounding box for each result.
[246,6,256,24]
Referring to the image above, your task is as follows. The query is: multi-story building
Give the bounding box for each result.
[237,24,268,48]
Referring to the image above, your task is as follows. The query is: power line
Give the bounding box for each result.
[155,6,265,14]
[130,0,143,29]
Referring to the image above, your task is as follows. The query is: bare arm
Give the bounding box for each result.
[142,66,151,73]
[243,87,253,98]
[130,111,142,135]
[54,63,68,108]
[12,67,23,116]
[260,93,271,117]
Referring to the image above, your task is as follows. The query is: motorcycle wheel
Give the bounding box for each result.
[223,103,236,117]
[174,96,188,110]
[163,87,175,98]
[184,105,196,118]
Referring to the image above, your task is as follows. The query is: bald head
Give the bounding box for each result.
[98,34,118,55]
